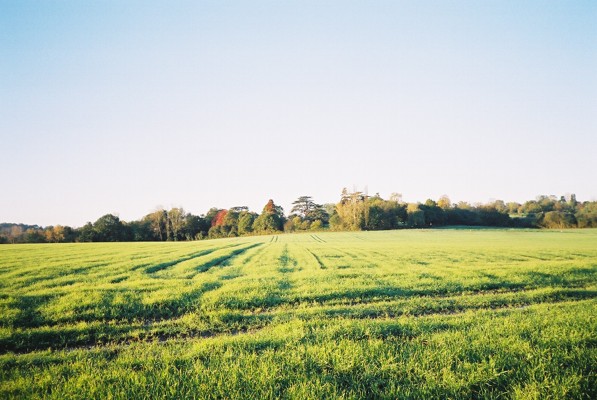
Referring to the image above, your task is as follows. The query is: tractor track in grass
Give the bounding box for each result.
[221,285,597,313]
[196,243,264,273]
[2,295,594,356]
[142,243,245,274]
[0,327,261,356]
[6,285,591,333]
[305,248,326,269]
[311,234,326,243]
[241,243,267,265]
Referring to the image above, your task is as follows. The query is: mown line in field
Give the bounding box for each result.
[206,277,595,312]
[1,292,593,355]
[144,248,224,274]
[196,243,264,273]
[3,281,591,334]
[305,248,326,269]
[2,272,592,331]
[310,234,326,243]
[141,243,245,274]
[1,257,243,326]
[4,262,114,288]
[1,246,196,276]
[238,285,597,315]
[241,244,268,265]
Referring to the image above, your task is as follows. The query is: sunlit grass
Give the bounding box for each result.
[1,229,595,398]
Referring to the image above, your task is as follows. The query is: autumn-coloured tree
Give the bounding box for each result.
[9,225,23,244]
[262,199,276,215]
[438,195,451,210]
[253,199,284,232]
[212,210,228,227]
[45,225,65,243]
[209,209,243,238]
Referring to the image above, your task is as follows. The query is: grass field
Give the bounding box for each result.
[1,229,596,399]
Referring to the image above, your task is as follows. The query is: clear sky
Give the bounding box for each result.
[2,1,596,227]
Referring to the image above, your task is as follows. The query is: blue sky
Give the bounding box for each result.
[2,1,596,227]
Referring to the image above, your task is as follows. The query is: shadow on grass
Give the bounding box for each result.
[144,243,243,274]
[197,243,264,273]
[278,245,298,273]
[306,248,326,269]
[523,268,596,287]
[3,294,54,328]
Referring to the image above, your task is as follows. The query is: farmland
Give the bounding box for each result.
[1,229,596,399]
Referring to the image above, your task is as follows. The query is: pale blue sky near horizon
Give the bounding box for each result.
[1,1,596,227]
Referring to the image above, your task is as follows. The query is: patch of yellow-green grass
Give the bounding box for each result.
[1,229,595,398]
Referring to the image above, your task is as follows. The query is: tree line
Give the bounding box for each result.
[2,191,596,244]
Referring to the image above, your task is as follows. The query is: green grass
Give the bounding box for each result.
[0,229,596,399]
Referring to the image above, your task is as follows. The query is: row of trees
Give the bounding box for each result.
[0,199,287,244]
[2,192,596,243]
[327,191,597,230]
[207,200,285,239]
